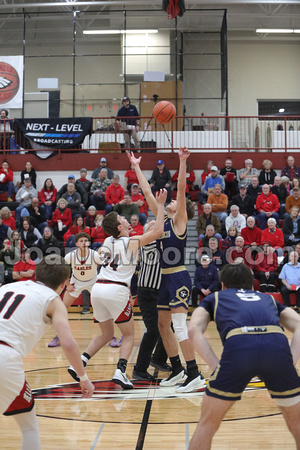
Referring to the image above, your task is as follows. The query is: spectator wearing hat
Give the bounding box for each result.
[91,157,114,180]
[76,168,91,197]
[117,96,140,150]
[238,159,258,188]
[285,187,300,217]
[90,168,112,211]
[56,174,88,208]
[220,158,238,200]
[282,206,300,246]
[271,175,288,219]
[191,255,219,307]
[149,160,172,203]
[104,174,124,214]
[279,251,300,311]
[256,184,280,230]
[15,178,38,225]
[225,205,246,235]
[202,166,225,196]
[261,218,284,255]
[230,183,254,218]
[20,161,37,188]
[254,240,278,293]
[0,160,14,202]
[124,163,139,192]
[131,183,147,226]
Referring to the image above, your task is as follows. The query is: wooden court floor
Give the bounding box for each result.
[0,311,298,449]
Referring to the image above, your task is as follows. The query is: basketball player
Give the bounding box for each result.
[48,232,102,347]
[127,147,206,393]
[0,255,94,450]
[68,189,166,389]
[188,263,300,449]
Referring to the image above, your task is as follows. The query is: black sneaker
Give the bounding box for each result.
[132,369,156,382]
[68,365,80,382]
[150,358,172,372]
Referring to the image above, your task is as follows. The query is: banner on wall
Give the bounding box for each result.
[14,117,93,149]
[0,56,23,109]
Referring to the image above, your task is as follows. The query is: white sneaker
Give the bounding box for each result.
[175,374,206,393]
[68,365,79,382]
[112,368,134,390]
[160,369,187,387]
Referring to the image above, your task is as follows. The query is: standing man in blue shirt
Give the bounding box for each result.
[117,97,140,150]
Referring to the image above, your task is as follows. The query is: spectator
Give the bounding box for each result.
[20,161,37,188]
[256,184,279,230]
[114,193,140,223]
[52,198,73,241]
[279,251,300,311]
[283,206,300,246]
[0,206,16,230]
[149,160,172,204]
[90,214,108,250]
[36,226,61,257]
[90,168,112,211]
[207,184,228,226]
[191,254,219,307]
[228,236,252,269]
[241,215,262,247]
[285,186,300,217]
[202,237,226,270]
[225,204,246,234]
[104,174,124,214]
[281,155,300,181]
[10,230,24,258]
[222,226,239,251]
[129,214,144,237]
[63,214,90,248]
[238,159,258,188]
[281,175,291,195]
[57,174,88,208]
[271,175,288,219]
[76,168,91,197]
[124,164,139,192]
[220,158,238,200]
[0,160,14,202]
[19,217,42,248]
[117,96,140,150]
[246,175,261,207]
[131,183,148,226]
[40,178,57,220]
[254,240,278,293]
[61,182,83,219]
[196,203,222,239]
[198,225,223,253]
[0,238,17,284]
[12,247,36,282]
[91,157,114,180]
[202,166,225,196]
[258,159,277,186]
[201,160,214,186]
[230,183,254,218]
[27,197,48,234]
[261,217,284,253]
[172,161,196,197]
[85,205,97,228]
[15,178,38,224]
[278,243,300,276]
[291,177,300,195]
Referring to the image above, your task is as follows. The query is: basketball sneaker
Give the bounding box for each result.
[68,356,87,382]
[47,336,60,347]
[112,368,134,389]
[175,373,206,393]
[160,369,187,387]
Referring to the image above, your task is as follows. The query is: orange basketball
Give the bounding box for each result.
[153,101,176,124]
[0,62,20,104]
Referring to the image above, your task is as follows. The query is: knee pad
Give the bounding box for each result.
[171,312,188,342]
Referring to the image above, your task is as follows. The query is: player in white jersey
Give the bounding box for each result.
[68,188,167,389]
[48,232,102,347]
[0,255,94,450]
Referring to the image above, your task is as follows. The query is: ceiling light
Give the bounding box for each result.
[256,29,294,33]
[279,108,285,113]
[83,29,158,35]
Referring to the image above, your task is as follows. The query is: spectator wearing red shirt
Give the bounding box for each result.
[40,178,57,219]
[172,161,195,195]
[52,198,73,241]
[63,215,90,247]
[12,248,36,282]
[91,214,108,250]
[124,164,139,192]
[104,174,124,214]
[228,236,254,271]
[261,217,284,254]
[0,206,16,230]
[0,160,14,201]
[240,216,262,247]
[129,214,144,237]
[201,160,214,185]
[256,184,280,230]
[253,240,278,292]
[131,183,148,225]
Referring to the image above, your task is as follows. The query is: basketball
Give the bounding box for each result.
[153,101,176,124]
[0,62,20,104]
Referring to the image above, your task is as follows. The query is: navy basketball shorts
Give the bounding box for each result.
[157,270,192,310]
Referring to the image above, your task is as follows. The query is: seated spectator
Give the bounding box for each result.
[246,175,261,208]
[105,174,124,214]
[124,164,139,192]
[281,155,300,181]
[241,216,262,248]
[220,158,238,200]
[238,159,258,188]
[283,206,300,246]
[27,197,48,234]
[222,226,238,251]
[254,240,278,293]
[20,217,41,248]
[90,168,112,211]
[0,206,15,230]
[202,166,225,196]
[36,226,61,257]
[0,160,14,202]
[207,184,228,226]
[56,174,88,209]
[131,183,148,226]
[281,175,291,195]
[225,205,246,235]
[230,183,254,218]
[228,236,253,270]
[129,214,143,237]
[258,159,277,186]
[76,168,91,199]
[279,250,300,311]
[40,178,57,220]
[290,177,300,195]
[196,203,222,240]
[91,157,114,180]
[0,216,11,247]
[61,182,84,219]
[10,230,24,258]
[21,161,37,188]
[85,205,97,228]
[63,215,90,248]
[0,238,17,284]
[90,214,108,250]
[15,178,38,225]
[12,248,36,282]
[256,184,279,230]
[149,159,172,204]
[285,186,300,218]
[52,198,73,241]
[114,193,140,224]
[271,175,288,219]
[200,237,226,270]
[261,218,284,254]
[172,161,195,197]
[191,254,219,307]
[201,160,214,186]
[198,225,223,252]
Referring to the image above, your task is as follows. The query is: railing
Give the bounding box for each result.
[1,115,300,156]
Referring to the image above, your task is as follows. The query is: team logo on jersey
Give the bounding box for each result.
[176,286,190,301]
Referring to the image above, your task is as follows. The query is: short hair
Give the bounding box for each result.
[214,183,222,190]
[206,224,215,231]
[35,255,71,291]
[245,159,253,164]
[263,159,272,168]
[267,218,276,225]
[203,203,211,209]
[102,211,121,238]
[219,263,253,290]
[57,198,68,207]
[209,237,218,243]
[75,232,91,243]
[291,206,300,213]
[230,204,239,212]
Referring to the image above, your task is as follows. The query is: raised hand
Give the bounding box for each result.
[156,188,167,204]
[126,150,142,167]
[178,146,190,160]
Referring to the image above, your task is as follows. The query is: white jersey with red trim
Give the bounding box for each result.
[98,236,137,286]
[65,248,102,283]
[0,280,57,357]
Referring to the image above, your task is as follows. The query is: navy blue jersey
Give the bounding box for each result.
[156,216,187,270]
[200,289,286,344]
[117,105,139,125]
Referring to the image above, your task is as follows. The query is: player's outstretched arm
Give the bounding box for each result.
[47,298,95,398]
[126,150,158,217]
[174,147,190,225]
[279,307,300,364]
[188,306,219,372]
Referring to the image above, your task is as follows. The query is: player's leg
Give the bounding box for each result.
[189,393,235,450]
[14,406,41,450]
[278,401,300,447]
[48,290,78,347]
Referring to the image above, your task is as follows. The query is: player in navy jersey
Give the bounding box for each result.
[188,263,300,450]
[127,147,205,393]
